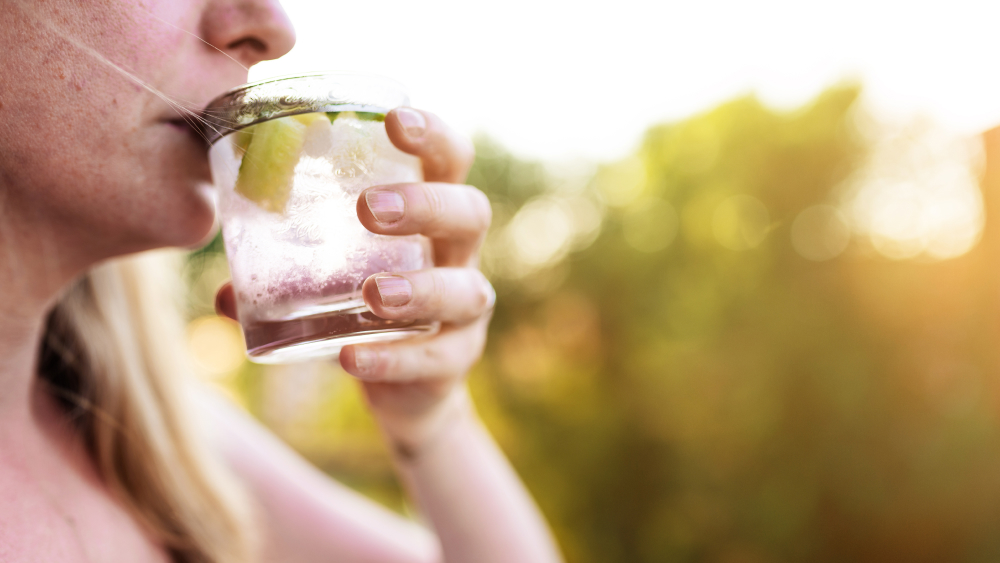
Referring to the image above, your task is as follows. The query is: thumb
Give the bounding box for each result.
[215,282,239,322]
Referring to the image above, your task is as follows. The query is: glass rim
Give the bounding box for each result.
[199,71,409,144]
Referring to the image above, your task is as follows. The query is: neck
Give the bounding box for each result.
[0,198,94,421]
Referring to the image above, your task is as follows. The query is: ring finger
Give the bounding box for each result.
[362,267,495,325]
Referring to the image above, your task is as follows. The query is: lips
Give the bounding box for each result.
[164,116,210,144]
[166,117,190,130]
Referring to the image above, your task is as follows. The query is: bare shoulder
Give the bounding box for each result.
[0,462,172,562]
[0,395,172,563]
[0,465,85,562]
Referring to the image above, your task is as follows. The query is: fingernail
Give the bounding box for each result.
[396,108,426,139]
[353,347,379,375]
[375,275,412,307]
[365,190,405,223]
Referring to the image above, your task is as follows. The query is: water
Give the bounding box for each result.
[211,113,437,363]
[242,303,432,363]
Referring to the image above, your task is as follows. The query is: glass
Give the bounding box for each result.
[203,73,437,364]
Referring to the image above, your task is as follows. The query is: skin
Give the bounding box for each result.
[0,0,562,562]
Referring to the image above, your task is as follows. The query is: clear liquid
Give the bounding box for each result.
[24,8,432,362]
[210,112,434,363]
[243,297,437,363]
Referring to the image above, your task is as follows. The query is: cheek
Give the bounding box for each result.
[128,129,219,248]
[2,119,217,254]
[0,0,219,253]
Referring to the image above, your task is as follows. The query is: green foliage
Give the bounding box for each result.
[191,84,1000,562]
[469,85,1000,562]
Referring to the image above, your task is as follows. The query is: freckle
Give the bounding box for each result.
[74,83,82,92]
[58,72,65,80]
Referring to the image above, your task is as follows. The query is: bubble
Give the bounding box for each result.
[214,116,423,321]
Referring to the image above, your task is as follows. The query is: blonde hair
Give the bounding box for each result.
[39,250,255,563]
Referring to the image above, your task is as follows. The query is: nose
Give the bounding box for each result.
[200,0,296,69]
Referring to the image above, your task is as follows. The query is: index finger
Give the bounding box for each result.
[385,108,475,184]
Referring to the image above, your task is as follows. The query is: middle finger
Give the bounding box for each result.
[358,182,491,266]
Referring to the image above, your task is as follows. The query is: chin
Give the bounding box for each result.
[171,187,220,249]
[169,214,218,250]
[185,213,221,250]
[132,182,219,252]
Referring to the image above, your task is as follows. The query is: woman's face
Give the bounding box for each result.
[0,0,294,261]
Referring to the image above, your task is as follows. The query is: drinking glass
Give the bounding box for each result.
[203,73,437,364]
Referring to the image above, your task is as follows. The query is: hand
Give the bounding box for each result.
[215,108,493,458]
[342,107,493,458]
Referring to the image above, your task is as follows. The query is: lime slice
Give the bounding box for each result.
[234,127,254,155]
[327,110,386,123]
[235,113,326,214]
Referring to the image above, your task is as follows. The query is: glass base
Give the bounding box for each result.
[242,297,438,364]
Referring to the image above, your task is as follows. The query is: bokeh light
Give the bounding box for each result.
[506,197,574,271]
[491,192,606,279]
[186,316,245,379]
[846,120,985,260]
[712,195,770,251]
[595,156,646,207]
[622,197,679,253]
[790,205,851,261]
[563,196,604,251]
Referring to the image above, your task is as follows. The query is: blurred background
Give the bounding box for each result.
[184,1,1000,561]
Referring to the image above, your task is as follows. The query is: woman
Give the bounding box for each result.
[0,1,562,562]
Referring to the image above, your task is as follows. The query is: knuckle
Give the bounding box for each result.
[460,186,492,233]
[426,152,450,178]
[427,269,449,310]
[423,184,447,228]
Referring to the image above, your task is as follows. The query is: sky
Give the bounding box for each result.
[249,0,1000,162]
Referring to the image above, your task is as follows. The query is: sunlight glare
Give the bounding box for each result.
[847,121,984,261]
